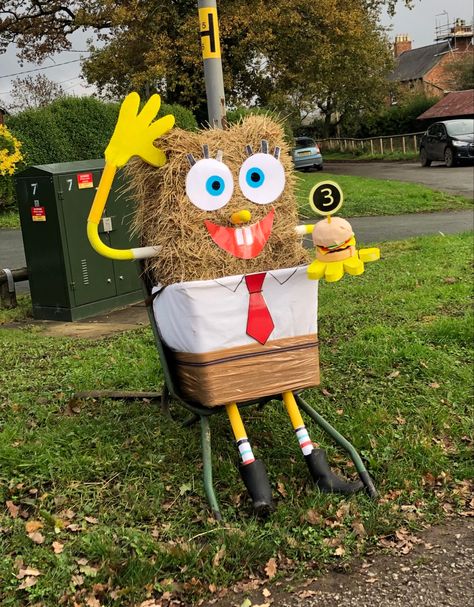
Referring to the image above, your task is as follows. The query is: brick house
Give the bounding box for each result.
[388,18,473,100]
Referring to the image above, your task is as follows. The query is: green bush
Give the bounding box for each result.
[2,96,197,212]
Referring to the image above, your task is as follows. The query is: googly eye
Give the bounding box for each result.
[186,158,234,211]
[239,153,285,205]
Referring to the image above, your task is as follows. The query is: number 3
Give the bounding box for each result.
[321,187,334,206]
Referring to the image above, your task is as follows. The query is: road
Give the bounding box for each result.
[1,160,473,295]
[323,161,474,199]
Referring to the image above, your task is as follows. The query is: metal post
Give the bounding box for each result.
[197,0,226,128]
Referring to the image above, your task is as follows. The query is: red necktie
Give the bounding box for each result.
[244,273,274,345]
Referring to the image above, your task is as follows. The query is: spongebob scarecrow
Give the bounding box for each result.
[87,93,379,514]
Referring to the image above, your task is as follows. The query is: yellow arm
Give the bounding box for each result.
[86,92,174,261]
[295,223,315,236]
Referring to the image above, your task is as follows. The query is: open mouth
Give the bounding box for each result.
[204,209,275,259]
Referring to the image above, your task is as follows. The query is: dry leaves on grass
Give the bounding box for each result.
[28,531,45,544]
[379,527,422,555]
[264,558,277,580]
[25,520,43,533]
[6,500,20,518]
[53,541,65,554]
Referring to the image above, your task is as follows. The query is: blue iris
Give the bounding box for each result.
[246,167,265,188]
[206,175,225,196]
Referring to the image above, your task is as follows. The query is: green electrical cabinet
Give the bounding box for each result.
[16,159,143,321]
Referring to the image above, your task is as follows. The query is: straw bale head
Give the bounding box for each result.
[128,115,309,284]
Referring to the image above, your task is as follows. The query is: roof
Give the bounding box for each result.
[389,41,451,82]
[418,90,474,120]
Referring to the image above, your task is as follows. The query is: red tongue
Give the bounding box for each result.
[204,209,275,259]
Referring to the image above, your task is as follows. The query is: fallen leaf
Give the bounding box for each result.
[18,576,38,590]
[16,567,42,579]
[52,541,64,554]
[262,588,271,597]
[276,481,287,497]
[429,382,440,389]
[304,509,322,525]
[321,388,333,397]
[240,600,252,607]
[208,583,217,593]
[79,564,99,577]
[212,545,226,568]
[352,520,367,538]
[71,574,84,586]
[76,557,88,566]
[85,516,99,524]
[298,590,317,598]
[86,596,101,607]
[334,546,346,556]
[25,520,43,534]
[179,482,192,496]
[388,370,400,379]
[253,603,270,607]
[28,531,45,544]
[6,500,20,518]
[264,557,277,580]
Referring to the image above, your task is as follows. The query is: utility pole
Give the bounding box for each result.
[197,0,226,128]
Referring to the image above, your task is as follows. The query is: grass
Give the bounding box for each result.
[323,150,418,162]
[0,210,20,229]
[296,171,473,218]
[0,232,472,606]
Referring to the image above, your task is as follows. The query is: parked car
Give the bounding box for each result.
[419,119,474,167]
[292,137,323,171]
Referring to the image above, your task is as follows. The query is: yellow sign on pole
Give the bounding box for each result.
[198,7,221,59]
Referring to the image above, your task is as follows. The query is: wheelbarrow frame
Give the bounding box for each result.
[139,263,377,519]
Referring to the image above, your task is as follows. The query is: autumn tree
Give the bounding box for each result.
[445,53,474,91]
[8,74,65,112]
[0,0,412,118]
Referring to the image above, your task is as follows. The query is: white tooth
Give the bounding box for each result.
[243,227,254,245]
[235,228,244,245]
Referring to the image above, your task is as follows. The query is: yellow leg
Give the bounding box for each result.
[282,391,314,455]
[226,402,255,465]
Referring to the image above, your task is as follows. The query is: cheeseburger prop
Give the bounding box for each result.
[87,93,379,515]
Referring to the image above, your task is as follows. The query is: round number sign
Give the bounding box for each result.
[308,180,344,216]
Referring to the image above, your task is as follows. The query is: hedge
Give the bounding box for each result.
[1,96,197,210]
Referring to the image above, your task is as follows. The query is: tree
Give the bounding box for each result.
[445,53,474,91]
[261,1,393,135]
[0,1,412,116]
[8,74,65,112]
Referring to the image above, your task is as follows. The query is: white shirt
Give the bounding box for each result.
[152,265,318,354]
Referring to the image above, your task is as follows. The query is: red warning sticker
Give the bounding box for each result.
[31,206,46,222]
[77,172,94,189]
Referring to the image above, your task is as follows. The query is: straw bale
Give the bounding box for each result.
[126,115,309,285]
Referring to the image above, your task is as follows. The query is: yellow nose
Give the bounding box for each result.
[231,210,252,225]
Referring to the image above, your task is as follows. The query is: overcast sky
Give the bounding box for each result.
[0,0,473,108]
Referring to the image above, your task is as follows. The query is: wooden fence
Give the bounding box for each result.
[318,132,425,155]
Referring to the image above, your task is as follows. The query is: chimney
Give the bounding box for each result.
[394,35,412,57]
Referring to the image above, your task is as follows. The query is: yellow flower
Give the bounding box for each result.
[0,125,23,176]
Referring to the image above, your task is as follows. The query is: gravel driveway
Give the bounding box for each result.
[203,517,474,607]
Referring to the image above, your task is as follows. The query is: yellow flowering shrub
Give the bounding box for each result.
[0,124,23,176]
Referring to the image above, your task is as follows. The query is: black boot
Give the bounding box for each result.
[239,459,273,514]
[305,449,364,495]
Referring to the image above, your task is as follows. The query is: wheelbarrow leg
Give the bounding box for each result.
[200,416,222,520]
[294,393,377,498]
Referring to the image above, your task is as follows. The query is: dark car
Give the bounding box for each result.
[292,137,323,171]
[419,119,474,167]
